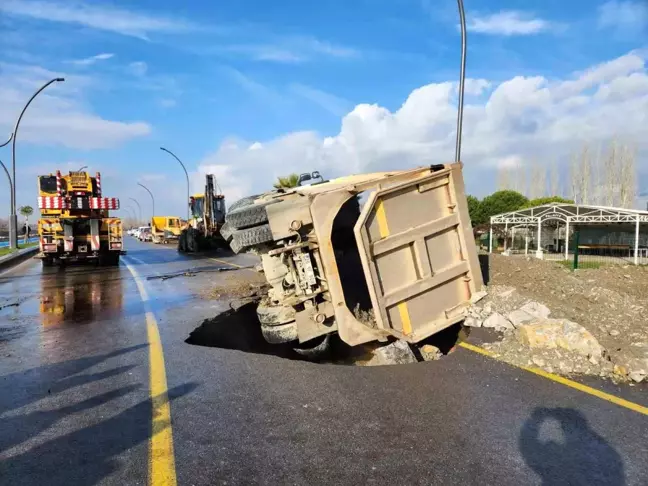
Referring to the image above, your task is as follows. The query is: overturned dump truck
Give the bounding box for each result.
[223,163,483,355]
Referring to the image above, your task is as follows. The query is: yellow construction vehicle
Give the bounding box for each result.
[151,216,182,244]
[36,170,125,266]
[178,174,227,252]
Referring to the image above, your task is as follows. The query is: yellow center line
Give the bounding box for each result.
[459,342,648,416]
[125,260,177,486]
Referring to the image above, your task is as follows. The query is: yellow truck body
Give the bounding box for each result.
[150,216,182,244]
[36,170,124,266]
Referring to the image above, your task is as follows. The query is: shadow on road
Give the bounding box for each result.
[0,383,197,486]
[0,344,147,415]
[519,407,625,485]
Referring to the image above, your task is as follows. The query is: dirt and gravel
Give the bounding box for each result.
[474,254,648,382]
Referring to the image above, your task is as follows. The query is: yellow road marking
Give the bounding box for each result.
[459,342,648,416]
[126,261,177,486]
[375,199,412,334]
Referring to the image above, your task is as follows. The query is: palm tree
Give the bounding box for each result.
[19,205,33,243]
[273,173,300,189]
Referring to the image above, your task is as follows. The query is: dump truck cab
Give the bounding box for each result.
[151,216,182,244]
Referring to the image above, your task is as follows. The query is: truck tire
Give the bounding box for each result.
[229,224,273,254]
[228,195,259,212]
[178,232,187,252]
[219,222,235,242]
[226,201,276,230]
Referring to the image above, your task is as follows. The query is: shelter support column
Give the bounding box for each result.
[634,216,640,265]
[503,222,508,253]
[524,228,529,255]
[565,218,570,260]
[489,222,493,254]
[535,217,543,259]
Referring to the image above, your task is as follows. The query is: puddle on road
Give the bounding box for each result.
[186,300,466,366]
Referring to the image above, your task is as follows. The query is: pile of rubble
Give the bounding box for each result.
[467,284,648,383]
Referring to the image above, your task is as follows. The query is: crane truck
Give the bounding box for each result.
[36,170,125,267]
[178,174,227,252]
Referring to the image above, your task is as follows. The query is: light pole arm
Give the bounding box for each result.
[1,133,13,148]
[12,78,65,215]
[160,147,190,221]
[137,183,155,219]
[0,158,12,196]
[128,197,142,222]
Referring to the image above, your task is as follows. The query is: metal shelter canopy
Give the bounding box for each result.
[491,203,648,225]
[489,203,648,264]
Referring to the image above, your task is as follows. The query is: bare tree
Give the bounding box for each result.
[570,151,580,203]
[549,160,560,196]
[529,161,547,199]
[515,162,527,196]
[579,145,592,204]
[497,166,511,191]
[619,144,636,208]
[603,141,618,206]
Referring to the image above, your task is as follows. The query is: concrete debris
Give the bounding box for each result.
[420,344,442,361]
[470,290,488,304]
[463,316,481,328]
[516,319,604,360]
[359,340,417,366]
[507,309,536,328]
[519,301,551,320]
[614,343,648,383]
[482,312,514,331]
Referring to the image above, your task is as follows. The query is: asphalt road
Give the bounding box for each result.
[0,238,646,485]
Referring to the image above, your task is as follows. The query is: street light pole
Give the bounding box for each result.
[160,147,190,221]
[137,183,155,221]
[1,134,13,226]
[10,77,65,249]
[128,197,142,223]
[454,0,467,164]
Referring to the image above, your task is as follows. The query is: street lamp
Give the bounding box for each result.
[160,147,190,221]
[10,77,65,249]
[137,182,155,220]
[454,0,467,164]
[128,197,142,222]
[1,134,13,219]
[77,165,88,172]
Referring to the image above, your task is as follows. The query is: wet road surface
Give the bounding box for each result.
[1,238,647,485]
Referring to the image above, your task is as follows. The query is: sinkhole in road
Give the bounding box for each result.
[185,300,466,366]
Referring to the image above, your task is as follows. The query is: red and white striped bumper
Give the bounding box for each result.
[38,196,68,209]
[90,197,120,210]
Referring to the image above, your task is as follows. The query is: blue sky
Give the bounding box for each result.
[0,0,647,219]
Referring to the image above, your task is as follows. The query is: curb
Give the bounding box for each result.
[0,247,39,273]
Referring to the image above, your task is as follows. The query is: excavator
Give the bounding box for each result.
[178,174,227,252]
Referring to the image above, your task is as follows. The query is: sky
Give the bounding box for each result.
[0,0,647,220]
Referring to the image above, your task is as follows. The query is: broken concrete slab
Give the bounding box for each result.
[519,301,551,319]
[507,309,536,328]
[483,312,514,331]
[516,319,605,360]
[420,344,442,361]
[463,316,482,328]
[359,340,417,366]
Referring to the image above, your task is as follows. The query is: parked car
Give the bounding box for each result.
[138,227,152,242]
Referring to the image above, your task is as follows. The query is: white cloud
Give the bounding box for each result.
[598,1,648,34]
[463,78,492,96]
[158,98,177,108]
[70,53,115,66]
[0,0,195,40]
[216,37,360,63]
[0,63,151,149]
[128,61,148,77]
[290,84,350,116]
[198,50,648,202]
[467,11,553,36]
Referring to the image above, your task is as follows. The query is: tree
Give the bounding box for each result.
[466,195,482,225]
[523,196,573,208]
[19,205,33,225]
[273,173,300,189]
[479,190,528,223]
